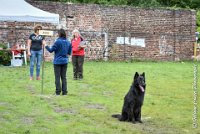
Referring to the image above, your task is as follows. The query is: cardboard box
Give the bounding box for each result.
[11,59,23,66]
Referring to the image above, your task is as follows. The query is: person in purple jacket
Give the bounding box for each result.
[45,29,72,95]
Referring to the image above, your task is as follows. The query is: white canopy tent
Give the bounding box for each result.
[0,0,59,24]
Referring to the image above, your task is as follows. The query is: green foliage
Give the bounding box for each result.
[197,10,200,32]
[0,43,8,49]
[0,50,12,66]
[0,43,11,66]
[138,0,160,8]
[190,0,200,9]
[38,0,200,9]
[161,0,191,8]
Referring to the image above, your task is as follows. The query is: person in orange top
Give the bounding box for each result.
[71,29,86,80]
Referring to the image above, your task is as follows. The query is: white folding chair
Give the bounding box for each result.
[11,44,27,65]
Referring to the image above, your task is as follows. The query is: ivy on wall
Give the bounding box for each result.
[0,43,11,66]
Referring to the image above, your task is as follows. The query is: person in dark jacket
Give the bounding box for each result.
[45,29,72,95]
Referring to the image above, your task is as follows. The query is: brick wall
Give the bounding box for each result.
[0,1,196,61]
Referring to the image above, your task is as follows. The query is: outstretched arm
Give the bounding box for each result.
[45,41,58,53]
[27,39,31,56]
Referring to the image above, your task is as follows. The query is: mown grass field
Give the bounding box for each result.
[0,61,199,134]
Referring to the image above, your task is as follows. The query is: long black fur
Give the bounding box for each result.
[112,72,146,123]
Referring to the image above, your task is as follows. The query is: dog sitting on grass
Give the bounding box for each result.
[112,72,146,123]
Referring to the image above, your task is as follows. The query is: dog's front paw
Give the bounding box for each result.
[119,118,125,121]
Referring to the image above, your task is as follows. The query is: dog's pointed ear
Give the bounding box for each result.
[134,72,139,80]
[142,72,145,78]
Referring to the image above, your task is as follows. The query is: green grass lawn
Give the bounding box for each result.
[0,61,199,134]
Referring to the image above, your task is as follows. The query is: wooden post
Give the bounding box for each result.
[194,43,197,58]
[39,30,54,94]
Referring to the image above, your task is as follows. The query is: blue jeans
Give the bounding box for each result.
[30,50,43,77]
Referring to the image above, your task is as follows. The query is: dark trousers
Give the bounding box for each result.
[54,64,68,95]
[72,55,84,79]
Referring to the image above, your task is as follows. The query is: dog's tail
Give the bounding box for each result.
[111,114,121,119]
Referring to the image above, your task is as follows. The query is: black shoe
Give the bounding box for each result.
[62,93,67,95]
[62,91,68,95]
[78,78,83,80]
[55,92,60,95]
[79,76,83,80]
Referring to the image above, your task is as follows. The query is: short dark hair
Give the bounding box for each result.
[58,29,66,38]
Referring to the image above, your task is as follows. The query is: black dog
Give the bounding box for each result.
[112,72,146,123]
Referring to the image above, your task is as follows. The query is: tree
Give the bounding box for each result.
[190,0,200,9]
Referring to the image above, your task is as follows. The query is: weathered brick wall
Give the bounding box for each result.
[101,7,196,61]
[0,1,196,61]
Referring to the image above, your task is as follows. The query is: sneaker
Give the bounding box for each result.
[79,76,83,80]
[36,76,40,80]
[54,93,60,96]
[30,77,33,80]
[73,77,78,80]
[62,93,67,96]
[78,78,83,80]
[62,92,68,95]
